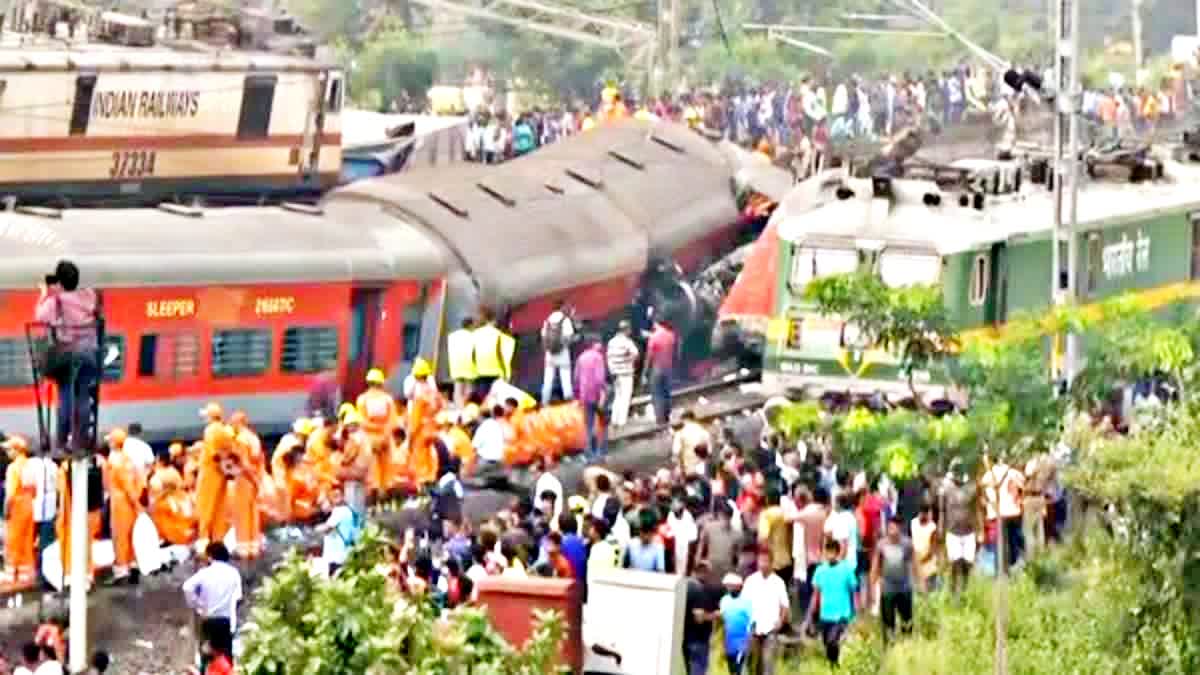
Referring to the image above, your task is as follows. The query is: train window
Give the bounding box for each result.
[211,329,272,378]
[100,334,125,382]
[138,332,201,379]
[790,247,858,288]
[969,254,989,306]
[879,252,941,287]
[0,338,33,387]
[69,74,97,136]
[237,75,277,140]
[281,326,339,374]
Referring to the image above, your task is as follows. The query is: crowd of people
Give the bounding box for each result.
[459,63,1195,178]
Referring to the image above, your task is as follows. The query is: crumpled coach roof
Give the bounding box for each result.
[328,119,742,308]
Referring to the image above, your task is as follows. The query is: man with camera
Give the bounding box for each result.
[34,260,100,453]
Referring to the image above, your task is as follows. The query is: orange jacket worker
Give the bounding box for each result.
[2,436,34,586]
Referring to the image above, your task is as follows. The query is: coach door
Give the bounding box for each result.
[346,287,386,402]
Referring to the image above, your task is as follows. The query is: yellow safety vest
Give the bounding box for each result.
[472,324,505,378]
[499,332,516,381]
[447,328,477,381]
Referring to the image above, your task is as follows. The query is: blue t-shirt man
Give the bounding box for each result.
[719,588,753,663]
[811,557,859,623]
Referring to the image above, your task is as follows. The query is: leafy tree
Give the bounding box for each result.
[349,21,441,109]
[240,525,567,675]
[803,272,957,405]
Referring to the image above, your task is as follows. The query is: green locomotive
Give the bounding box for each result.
[760,151,1200,400]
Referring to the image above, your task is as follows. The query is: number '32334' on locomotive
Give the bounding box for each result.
[0,34,343,206]
[762,153,1200,401]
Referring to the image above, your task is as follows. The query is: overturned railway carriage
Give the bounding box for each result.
[0,120,782,440]
[332,120,747,383]
[761,153,1200,398]
[0,38,343,206]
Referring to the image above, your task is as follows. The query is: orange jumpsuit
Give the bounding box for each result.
[57,464,101,579]
[357,387,400,492]
[272,435,318,521]
[106,449,145,574]
[194,424,235,548]
[305,425,338,501]
[233,426,265,558]
[407,380,443,485]
[4,454,34,583]
[150,473,197,547]
[443,425,475,476]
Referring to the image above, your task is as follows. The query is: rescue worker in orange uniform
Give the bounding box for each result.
[148,460,196,547]
[105,428,145,581]
[230,411,265,559]
[148,449,182,503]
[58,458,102,586]
[305,416,340,503]
[2,436,34,586]
[405,359,444,487]
[600,86,628,124]
[336,411,373,518]
[194,405,236,551]
[181,442,201,491]
[356,369,401,495]
[272,419,319,521]
[437,412,475,478]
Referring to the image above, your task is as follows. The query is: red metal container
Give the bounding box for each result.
[476,576,583,673]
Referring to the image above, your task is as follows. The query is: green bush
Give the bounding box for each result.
[239,526,566,675]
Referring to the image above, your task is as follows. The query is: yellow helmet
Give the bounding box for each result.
[366,368,386,385]
[412,358,432,378]
[292,418,315,436]
[341,410,364,427]
[338,402,356,421]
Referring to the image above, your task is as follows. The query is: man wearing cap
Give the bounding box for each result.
[716,572,752,674]
[605,321,639,429]
[230,412,264,559]
[405,360,445,488]
[356,369,400,494]
[195,413,236,553]
[336,411,372,519]
[2,436,35,586]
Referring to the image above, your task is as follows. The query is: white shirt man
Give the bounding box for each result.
[182,552,243,631]
[320,503,355,571]
[981,462,1025,520]
[122,430,155,478]
[742,563,790,636]
[541,309,576,406]
[605,325,639,428]
[33,658,63,675]
[21,454,57,526]
[472,416,506,464]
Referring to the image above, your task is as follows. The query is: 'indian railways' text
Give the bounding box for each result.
[91,90,201,119]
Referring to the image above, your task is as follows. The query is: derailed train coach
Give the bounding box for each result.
[0,120,787,441]
[333,119,769,386]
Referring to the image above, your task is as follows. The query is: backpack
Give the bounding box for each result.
[336,508,365,547]
[541,314,567,354]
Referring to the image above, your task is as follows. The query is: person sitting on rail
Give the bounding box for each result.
[149,460,197,548]
[34,260,101,453]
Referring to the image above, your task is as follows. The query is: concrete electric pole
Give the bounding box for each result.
[1052,0,1083,382]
